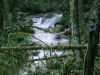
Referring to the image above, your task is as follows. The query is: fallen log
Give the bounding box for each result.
[1,44,100,51]
[1,44,100,50]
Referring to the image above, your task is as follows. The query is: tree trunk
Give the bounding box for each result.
[70,0,81,44]
[84,0,100,75]
[3,0,9,27]
[96,0,100,32]
[11,0,18,23]
[70,0,84,59]
[78,0,85,42]
[0,0,4,30]
[84,11,99,75]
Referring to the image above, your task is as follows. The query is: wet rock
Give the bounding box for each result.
[55,35,61,39]
[52,25,63,33]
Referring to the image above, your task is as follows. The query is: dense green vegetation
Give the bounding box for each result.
[0,0,100,75]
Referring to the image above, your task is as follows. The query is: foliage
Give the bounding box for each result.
[60,56,83,75]
[20,0,69,14]
[8,32,29,46]
[0,50,27,75]
[0,29,29,75]
[1,0,100,75]
[19,0,70,27]
[59,13,70,28]
[83,0,94,12]
[0,29,7,46]
[0,41,28,75]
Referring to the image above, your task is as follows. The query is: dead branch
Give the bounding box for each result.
[59,28,71,35]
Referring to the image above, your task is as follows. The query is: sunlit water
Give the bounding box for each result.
[19,13,69,75]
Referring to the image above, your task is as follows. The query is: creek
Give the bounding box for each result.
[19,13,70,75]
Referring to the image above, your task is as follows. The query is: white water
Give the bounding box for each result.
[32,14,62,28]
[31,13,69,46]
[19,13,69,75]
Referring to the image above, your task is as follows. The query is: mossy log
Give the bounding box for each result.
[1,45,100,51]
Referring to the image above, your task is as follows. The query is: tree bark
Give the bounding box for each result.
[11,0,18,23]
[84,0,100,75]
[84,11,99,75]
[70,0,81,44]
[78,0,85,42]
[70,0,84,59]
[0,0,4,30]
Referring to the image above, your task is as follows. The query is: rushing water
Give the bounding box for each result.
[31,13,69,46]
[19,13,69,75]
